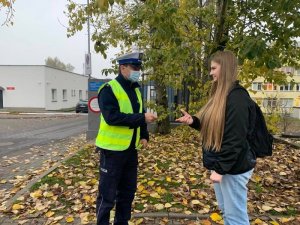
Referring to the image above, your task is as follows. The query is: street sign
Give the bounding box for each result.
[88,96,100,113]
[7,87,15,90]
[85,53,92,75]
[87,78,110,140]
[89,81,104,92]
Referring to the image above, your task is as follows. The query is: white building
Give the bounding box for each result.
[0,65,88,110]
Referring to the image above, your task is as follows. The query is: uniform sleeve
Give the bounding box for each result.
[140,108,149,141]
[98,85,146,128]
[212,91,250,175]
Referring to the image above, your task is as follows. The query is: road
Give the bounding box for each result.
[0,113,88,158]
[0,113,90,209]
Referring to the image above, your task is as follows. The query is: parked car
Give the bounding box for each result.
[75,100,88,113]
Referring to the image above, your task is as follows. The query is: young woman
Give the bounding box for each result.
[176,50,256,225]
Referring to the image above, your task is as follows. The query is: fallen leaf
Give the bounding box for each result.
[150,192,161,198]
[210,212,222,221]
[270,221,279,225]
[200,220,211,225]
[66,215,74,223]
[53,216,63,221]
[12,204,23,210]
[262,205,272,211]
[191,200,200,205]
[45,211,55,218]
[147,180,155,186]
[164,203,172,208]
[154,204,164,210]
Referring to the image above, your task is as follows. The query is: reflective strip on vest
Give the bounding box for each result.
[95,79,143,151]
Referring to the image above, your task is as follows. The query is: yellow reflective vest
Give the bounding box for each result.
[95,79,143,150]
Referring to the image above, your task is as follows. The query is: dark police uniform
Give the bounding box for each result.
[95,53,149,225]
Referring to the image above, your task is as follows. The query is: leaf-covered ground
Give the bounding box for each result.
[2,126,300,224]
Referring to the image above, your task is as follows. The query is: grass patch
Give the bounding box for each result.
[64,149,90,166]
[30,173,66,191]
[270,207,298,216]
[254,183,263,194]
[55,197,73,214]
[157,160,172,170]
[71,176,84,184]
[135,203,145,211]
[162,192,174,202]
[170,203,185,209]
[64,155,81,166]
[147,196,160,204]
[190,183,209,189]
[13,200,23,205]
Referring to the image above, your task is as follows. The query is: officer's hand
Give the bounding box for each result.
[139,139,148,148]
[175,109,193,125]
[145,112,157,123]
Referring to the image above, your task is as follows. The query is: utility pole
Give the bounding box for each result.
[85,0,92,78]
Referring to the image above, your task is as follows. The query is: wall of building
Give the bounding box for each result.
[292,107,300,119]
[249,70,300,111]
[0,66,45,108]
[45,66,88,110]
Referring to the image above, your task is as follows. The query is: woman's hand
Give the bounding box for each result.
[210,171,223,183]
[175,109,193,125]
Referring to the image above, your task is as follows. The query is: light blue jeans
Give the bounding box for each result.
[213,169,253,225]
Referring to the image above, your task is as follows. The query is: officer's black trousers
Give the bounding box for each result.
[96,148,138,225]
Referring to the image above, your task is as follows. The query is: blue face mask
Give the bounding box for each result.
[128,70,141,83]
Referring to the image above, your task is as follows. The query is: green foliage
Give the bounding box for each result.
[45,56,75,72]
[66,0,300,133]
[265,113,282,134]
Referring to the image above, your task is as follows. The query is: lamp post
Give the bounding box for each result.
[85,0,92,78]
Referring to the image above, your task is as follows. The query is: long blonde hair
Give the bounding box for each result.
[198,51,238,151]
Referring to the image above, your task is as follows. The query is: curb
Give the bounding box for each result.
[132,213,272,221]
[274,135,300,149]
[132,212,208,219]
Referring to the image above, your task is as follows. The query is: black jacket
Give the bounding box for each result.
[98,74,149,150]
[190,82,256,175]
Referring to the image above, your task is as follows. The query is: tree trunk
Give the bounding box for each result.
[211,0,229,54]
[155,82,170,134]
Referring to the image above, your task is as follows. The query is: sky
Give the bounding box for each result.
[0,0,118,78]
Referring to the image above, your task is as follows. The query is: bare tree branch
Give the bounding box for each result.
[1,0,15,26]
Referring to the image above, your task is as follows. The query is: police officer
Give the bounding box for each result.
[95,52,157,225]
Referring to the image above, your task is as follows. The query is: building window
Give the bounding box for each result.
[63,89,67,101]
[281,66,294,74]
[79,90,82,100]
[51,89,57,102]
[149,86,156,101]
[264,83,276,91]
[252,82,262,91]
[280,83,293,91]
[279,98,293,108]
[263,98,277,110]
[71,89,76,97]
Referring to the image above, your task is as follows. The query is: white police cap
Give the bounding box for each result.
[116,52,143,65]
